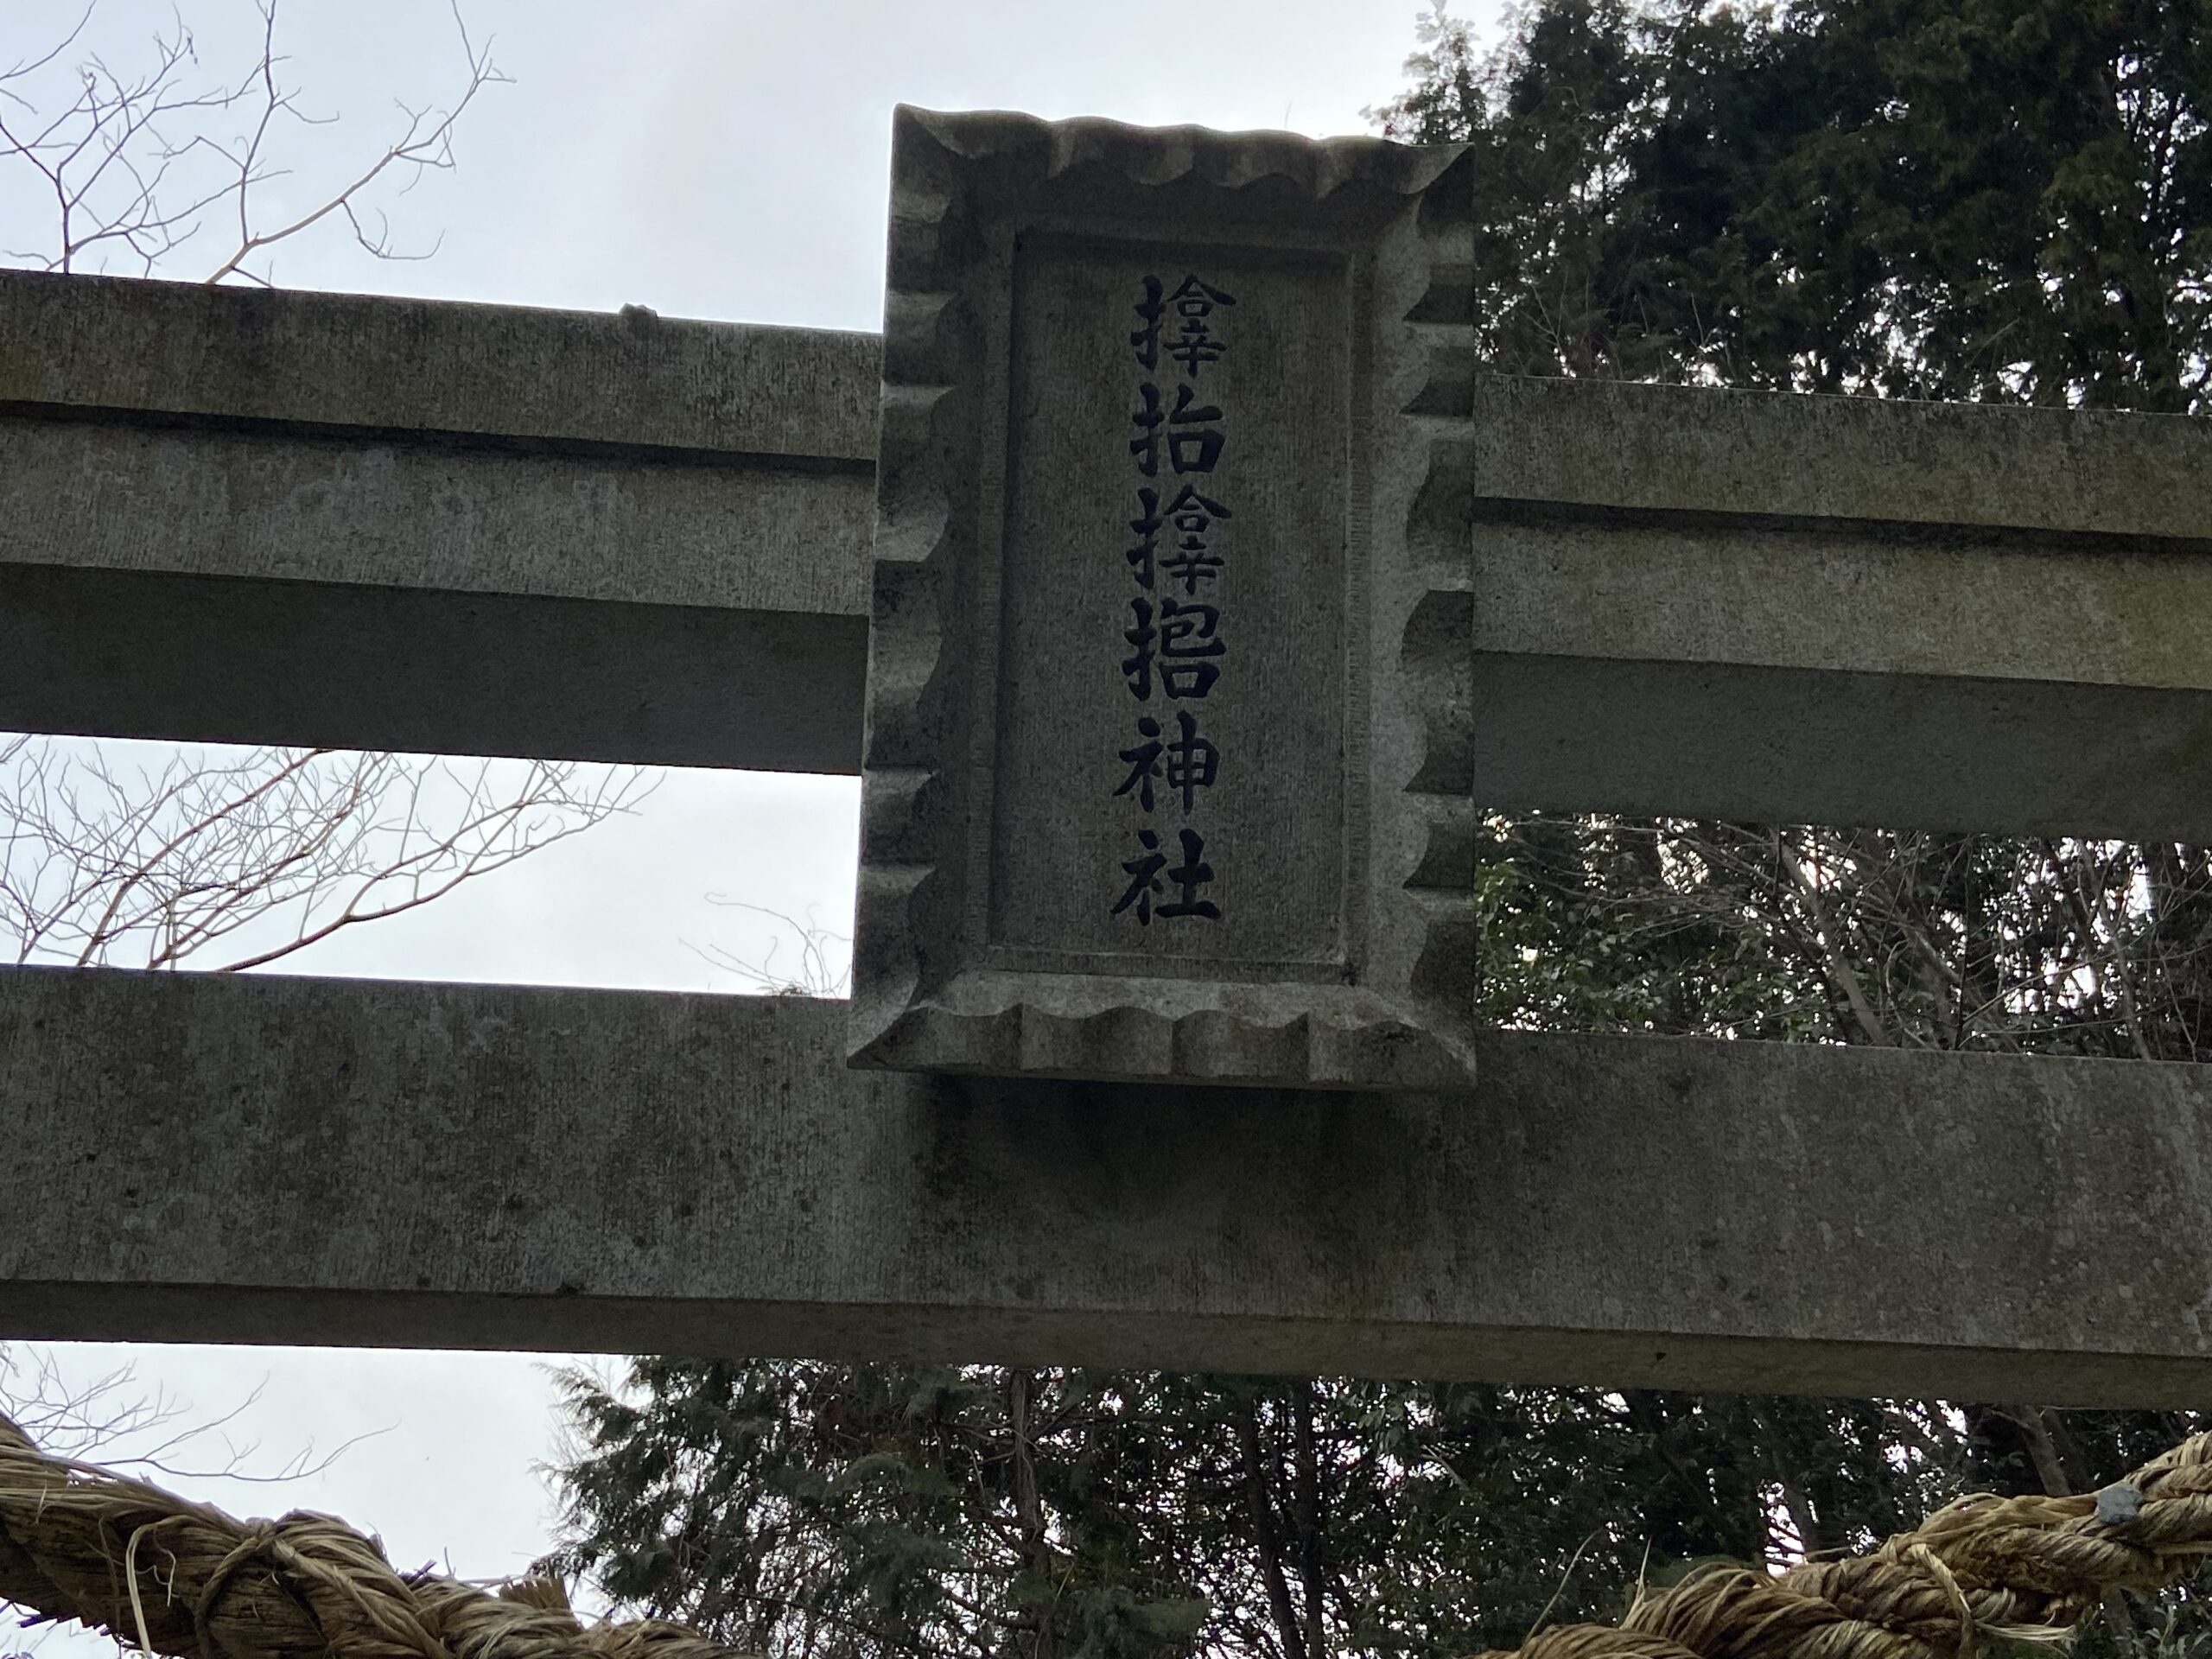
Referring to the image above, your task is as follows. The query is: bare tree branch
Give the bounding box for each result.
[0,1344,386,1488]
[684,899,852,998]
[0,0,506,282]
[0,739,652,974]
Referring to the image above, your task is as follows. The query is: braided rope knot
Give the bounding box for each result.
[0,1414,754,1659]
[1485,1431,2212,1659]
[2,1412,2209,1659]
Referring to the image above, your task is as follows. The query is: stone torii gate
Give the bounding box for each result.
[4,110,2212,1405]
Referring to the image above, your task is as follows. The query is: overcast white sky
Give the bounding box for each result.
[1,0,1503,1645]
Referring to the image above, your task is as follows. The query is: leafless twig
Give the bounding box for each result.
[0,0,506,282]
[0,736,651,973]
[684,899,851,997]
[0,1344,388,1488]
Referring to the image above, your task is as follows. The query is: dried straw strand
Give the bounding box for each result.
[0,1414,745,1659]
[1,1408,2209,1659]
[1486,1431,2212,1659]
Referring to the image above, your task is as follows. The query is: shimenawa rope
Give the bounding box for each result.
[1,1409,2209,1659]
[0,1412,738,1659]
[1487,1430,2212,1659]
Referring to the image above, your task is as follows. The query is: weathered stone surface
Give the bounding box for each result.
[1472,654,2212,843]
[6,963,2212,1405]
[12,207,2212,1405]
[1460,377,2212,836]
[0,412,870,614]
[0,563,865,771]
[9,266,2212,830]
[1471,374,2212,539]
[1475,512,2212,691]
[852,109,1480,1090]
[0,268,880,462]
[0,269,873,772]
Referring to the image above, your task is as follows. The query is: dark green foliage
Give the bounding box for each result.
[550,7,2212,1657]
[551,1367,2205,1658]
[547,1369,1985,1659]
[1374,0,2212,409]
[1471,818,2212,1058]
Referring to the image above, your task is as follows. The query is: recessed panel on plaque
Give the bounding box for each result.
[851,107,1478,1090]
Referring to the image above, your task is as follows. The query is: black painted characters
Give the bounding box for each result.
[1116,273,1235,926]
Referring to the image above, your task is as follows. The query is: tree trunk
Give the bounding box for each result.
[1291,1384,1328,1659]
[1007,1370,1053,1659]
[1237,1401,1309,1659]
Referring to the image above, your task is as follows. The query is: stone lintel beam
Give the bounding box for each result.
[8,268,2212,837]
[3,963,2209,1405]
[0,269,877,772]
[0,267,880,461]
[1466,378,2212,841]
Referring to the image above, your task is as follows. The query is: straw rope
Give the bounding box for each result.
[0,1413,744,1659]
[1488,1431,2212,1659]
[1,1408,2209,1659]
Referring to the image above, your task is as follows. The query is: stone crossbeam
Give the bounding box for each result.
[9,270,2212,839]
[1470,379,2212,841]
[3,962,2209,1403]
[0,270,878,772]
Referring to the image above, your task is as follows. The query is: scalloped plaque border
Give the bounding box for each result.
[849,107,1476,1091]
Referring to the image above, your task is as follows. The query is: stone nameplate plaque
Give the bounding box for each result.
[851,108,1476,1090]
